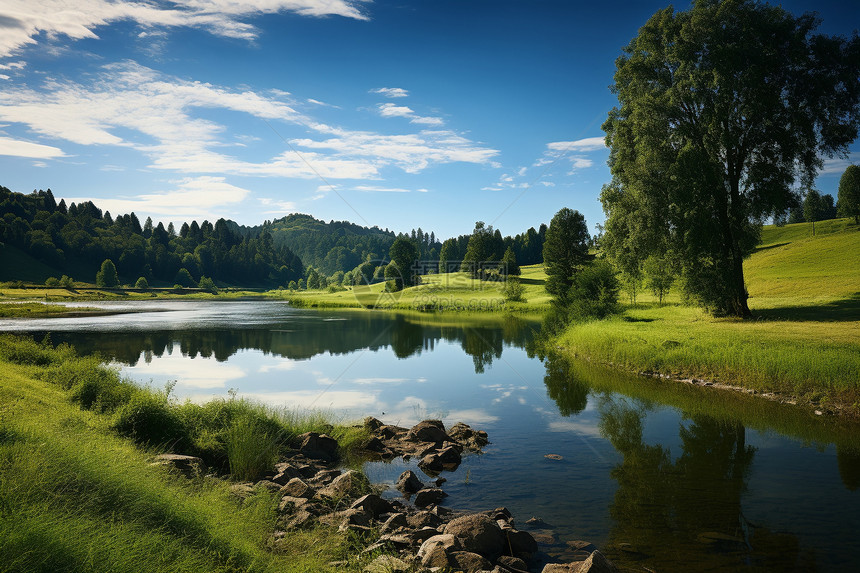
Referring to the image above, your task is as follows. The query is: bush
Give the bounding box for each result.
[45,277,60,287]
[174,268,196,288]
[198,276,218,294]
[113,390,189,450]
[566,260,621,319]
[225,416,281,481]
[59,275,74,288]
[134,277,149,290]
[501,277,526,302]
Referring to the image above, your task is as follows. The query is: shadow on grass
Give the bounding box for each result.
[752,241,790,253]
[517,277,545,286]
[754,293,860,322]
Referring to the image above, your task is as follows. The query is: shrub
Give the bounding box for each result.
[134,277,149,290]
[567,260,621,319]
[501,277,526,302]
[45,277,60,287]
[113,390,189,450]
[59,275,74,288]
[198,276,218,294]
[224,416,281,481]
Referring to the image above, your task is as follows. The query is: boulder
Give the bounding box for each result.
[280,509,315,530]
[315,469,370,500]
[574,551,618,573]
[350,494,393,518]
[497,555,530,572]
[413,487,448,508]
[318,508,371,528]
[542,565,578,573]
[407,510,443,529]
[407,420,451,444]
[298,432,339,461]
[418,445,462,473]
[448,422,490,450]
[395,470,425,494]
[363,417,384,432]
[449,551,493,572]
[277,495,309,513]
[280,477,315,499]
[308,468,342,486]
[150,454,206,478]
[417,534,462,568]
[253,479,281,492]
[443,513,506,562]
[504,529,538,558]
[379,512,408,534]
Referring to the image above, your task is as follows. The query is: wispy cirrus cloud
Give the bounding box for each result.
[370,87,409,98]
[0,135,65,158]
[534,136,607,173]
[0,0,369,58]
[0,61,497,179]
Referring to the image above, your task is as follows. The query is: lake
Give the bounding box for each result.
[3,300,858,572]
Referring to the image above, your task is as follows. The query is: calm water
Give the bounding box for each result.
[3,300,859,572]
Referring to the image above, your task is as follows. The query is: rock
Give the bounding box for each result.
[277,495,309,513]
[379,512,408,534]
[298,432,339,461]
[417,534,462,568]
[396,470,425,494]
[253,479,281,492]
[542,565,578,573]
[407,510,443,529]
[443,513,506,562]
[418,446,462,473]
[280,477,315,499]
[574,551,618,573]
[315,469,370,500]
[449,551,493,572]
[407,420,451,444]
[318,508,372,528]
[448,422,490,450]
[531,531,559,545]
[150,454,206,478]
[280,509,315,529]
[497,555,530,572]
[308,468,342,486]
[525,516,550,529]
[272,466,302,485]
[364,554,411,573]
[566,540,596,553]
[361,436,386,452]
[504,529,538,558]
[350,494,393,518]
[413,487,448,508]
[363,417,384,432]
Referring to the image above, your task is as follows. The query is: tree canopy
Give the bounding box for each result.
[542,208,591,298]
[601,0,860,316]
[838,165,860,223]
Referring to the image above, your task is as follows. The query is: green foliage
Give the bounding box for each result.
[838,165,860,223]
[501,276,525,302]
[566,260,621,320]
[174,267,196,288]
[384,261,402,292]
[287,280,297,290]
[59,275,74,288]
[601,0,860,317]
[113,390,189,449]
[95,259,119,287]
[543,208,591,299]
[134,276,149,289]
[501,246,520,276]
[197,276,218,294]
[389,237,419,287]
[225,416,281,481]
[803,190,824,236]
[643,255,675,304]
[45,276,60,287]
[297,278,306,290]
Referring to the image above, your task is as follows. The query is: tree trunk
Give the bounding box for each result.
[729,245,751,317]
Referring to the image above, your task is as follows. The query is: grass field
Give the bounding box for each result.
[556,218,860,414]
[0,336,371,573]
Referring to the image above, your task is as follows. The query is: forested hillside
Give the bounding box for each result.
[0,186,303,286]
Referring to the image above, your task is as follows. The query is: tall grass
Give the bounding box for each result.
[0,335,366,572]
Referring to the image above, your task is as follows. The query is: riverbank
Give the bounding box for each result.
[0,335,371,573]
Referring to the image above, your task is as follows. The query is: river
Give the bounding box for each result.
[2,300,858,572]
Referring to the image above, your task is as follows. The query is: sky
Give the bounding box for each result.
[1,0,858,239]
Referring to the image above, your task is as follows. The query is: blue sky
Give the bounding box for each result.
[1,1,857,239]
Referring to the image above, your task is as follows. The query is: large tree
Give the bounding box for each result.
[389,237,419,289]
[838,164,860,223]
[542,208,591,298]
[601,0,860,316]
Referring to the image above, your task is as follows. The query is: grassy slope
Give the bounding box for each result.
[556,218,860,412]
[283,264,553,313]
[0,341,364,573]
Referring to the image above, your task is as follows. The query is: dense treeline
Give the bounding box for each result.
[0,186,302,286]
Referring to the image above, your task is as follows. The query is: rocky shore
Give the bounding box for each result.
[154,418,618,573]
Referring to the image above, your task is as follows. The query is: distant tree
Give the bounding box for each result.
[306,268,320,289]
[134,277,149,290]
[542,208,591,299]
[501,246,520,276]
[143,217,153,239]
[59,275,74,288]
[821,194,838,220]
[384,261,402,292]
[287,280,298,290]
[439,238,458,273]
[297,278,306,290]
[601,0,860,316]
[838,165,860,223]
[389,237,419,287]
[330,270,344,286]
[174,267,195,288]
[643,254,675,304]
[96,259,119,287]
[45,277,60,287]
[461,222,496,279]
[803,190,824,236]
[198,276,218,294]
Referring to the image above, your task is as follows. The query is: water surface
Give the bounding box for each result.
[3,300,858,572]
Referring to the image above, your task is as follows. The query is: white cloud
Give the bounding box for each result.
[370,87,409,98]
[258,197,297,215]
[354,185,410,193]
[0,61,26,70]
[376,102,443,126]
[0,61,495,179]
[124,353,246,389]
[821,153,860,176]
[547,137,607,152]
[0,135,65,158]
[0,0,369,58]
[64,175,251,220]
